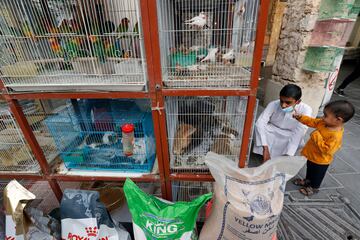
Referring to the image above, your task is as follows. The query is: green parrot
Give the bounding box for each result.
[64,38,80,62]
[133,22,139,35]
[116,18,130,34]
[90,36,106,63]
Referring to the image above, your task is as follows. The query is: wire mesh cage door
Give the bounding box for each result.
[0,109,40,172]
[172,181,213,221]
[165,96,257,173]
[0,0,147,92]
[157,0,260,88]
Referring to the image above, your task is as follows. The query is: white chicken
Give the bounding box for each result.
[222,49,235,64]
[200,48,218,63]
[184,12,208,29]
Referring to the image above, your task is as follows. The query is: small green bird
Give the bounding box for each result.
[133,22,139,35]
[116,18,130,33]
[90,36,106,63]
[64,38,80,62]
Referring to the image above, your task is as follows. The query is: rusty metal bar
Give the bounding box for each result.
[4,91,149,100]
[162,89,253,96]
[7,99,64,201]
[238,0,271,168]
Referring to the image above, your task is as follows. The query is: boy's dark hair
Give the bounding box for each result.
[279,84,302,101]
[324,100,355,123]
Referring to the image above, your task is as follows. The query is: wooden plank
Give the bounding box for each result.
[265,0,287,66]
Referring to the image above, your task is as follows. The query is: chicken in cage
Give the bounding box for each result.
[157,0,259,88]
[0,0,147,92]
[166,96,256,173]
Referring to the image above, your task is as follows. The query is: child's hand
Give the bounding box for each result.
[293,110,302,120]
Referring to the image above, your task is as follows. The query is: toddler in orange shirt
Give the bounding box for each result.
[292,100,355,196]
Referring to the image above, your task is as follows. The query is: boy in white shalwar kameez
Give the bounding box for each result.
[253,84,312,162]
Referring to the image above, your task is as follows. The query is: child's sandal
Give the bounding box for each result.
[299,187,319,196]
[292,178,309,187]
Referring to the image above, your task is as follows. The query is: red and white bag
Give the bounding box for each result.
[61,189,130,240]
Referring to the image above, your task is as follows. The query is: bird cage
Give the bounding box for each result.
[157,0,260,88]
[44,99,156,172]
[310,19,355,47]
[318,0,358,20]
[0,0,147,92]
[172,181,213,221]
[165,96,256,173]
[0,109,40,172]
[303,46,344,72]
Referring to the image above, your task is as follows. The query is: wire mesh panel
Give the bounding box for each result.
[45,99,156,172]
[172,181,213,221]
[157,0,260,88]
[0,109,40,172]
[0,0,147,92]
[21,99,64,165]
[165,96,256,173]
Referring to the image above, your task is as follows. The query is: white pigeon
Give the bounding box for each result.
[184,12,207,29]
[236,4,246,16]
[186,65,199,71]
[189,45,202,52]
[222,49,235,60]
[200,47,218,63]
[241,41,255,53]
[198,64,208,71]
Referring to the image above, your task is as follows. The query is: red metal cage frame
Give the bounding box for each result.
[0,0,270,202]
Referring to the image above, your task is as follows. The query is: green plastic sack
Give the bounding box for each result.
[124,179,212,240]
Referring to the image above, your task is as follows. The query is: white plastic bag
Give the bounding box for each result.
[200,152,306,240]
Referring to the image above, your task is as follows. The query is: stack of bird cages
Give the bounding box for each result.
[310,19,356,47]
[157,0,260,88]
[172,181,213,221]
[165,96,256,173]
[0,0,147,92]
[0,108,40,172]
[44,99,156,172]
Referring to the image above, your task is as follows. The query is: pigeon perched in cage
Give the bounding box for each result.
[240,41,255,53]
[200,48,218,63]
[222,49,235,63]
[184,12,208,29]
[236,3,246,16]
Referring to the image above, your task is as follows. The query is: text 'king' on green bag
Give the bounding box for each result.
[124,179,212,240]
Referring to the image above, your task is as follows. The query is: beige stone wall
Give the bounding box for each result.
[265,0,330,115]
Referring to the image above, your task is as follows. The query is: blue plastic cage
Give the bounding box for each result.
[45,100,156,172]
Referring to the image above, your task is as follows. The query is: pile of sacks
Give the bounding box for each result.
[4,153,305,240]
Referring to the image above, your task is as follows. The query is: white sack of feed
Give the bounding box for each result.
[200,152,306,240]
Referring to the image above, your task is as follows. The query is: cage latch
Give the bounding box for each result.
[151,102,164,115]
